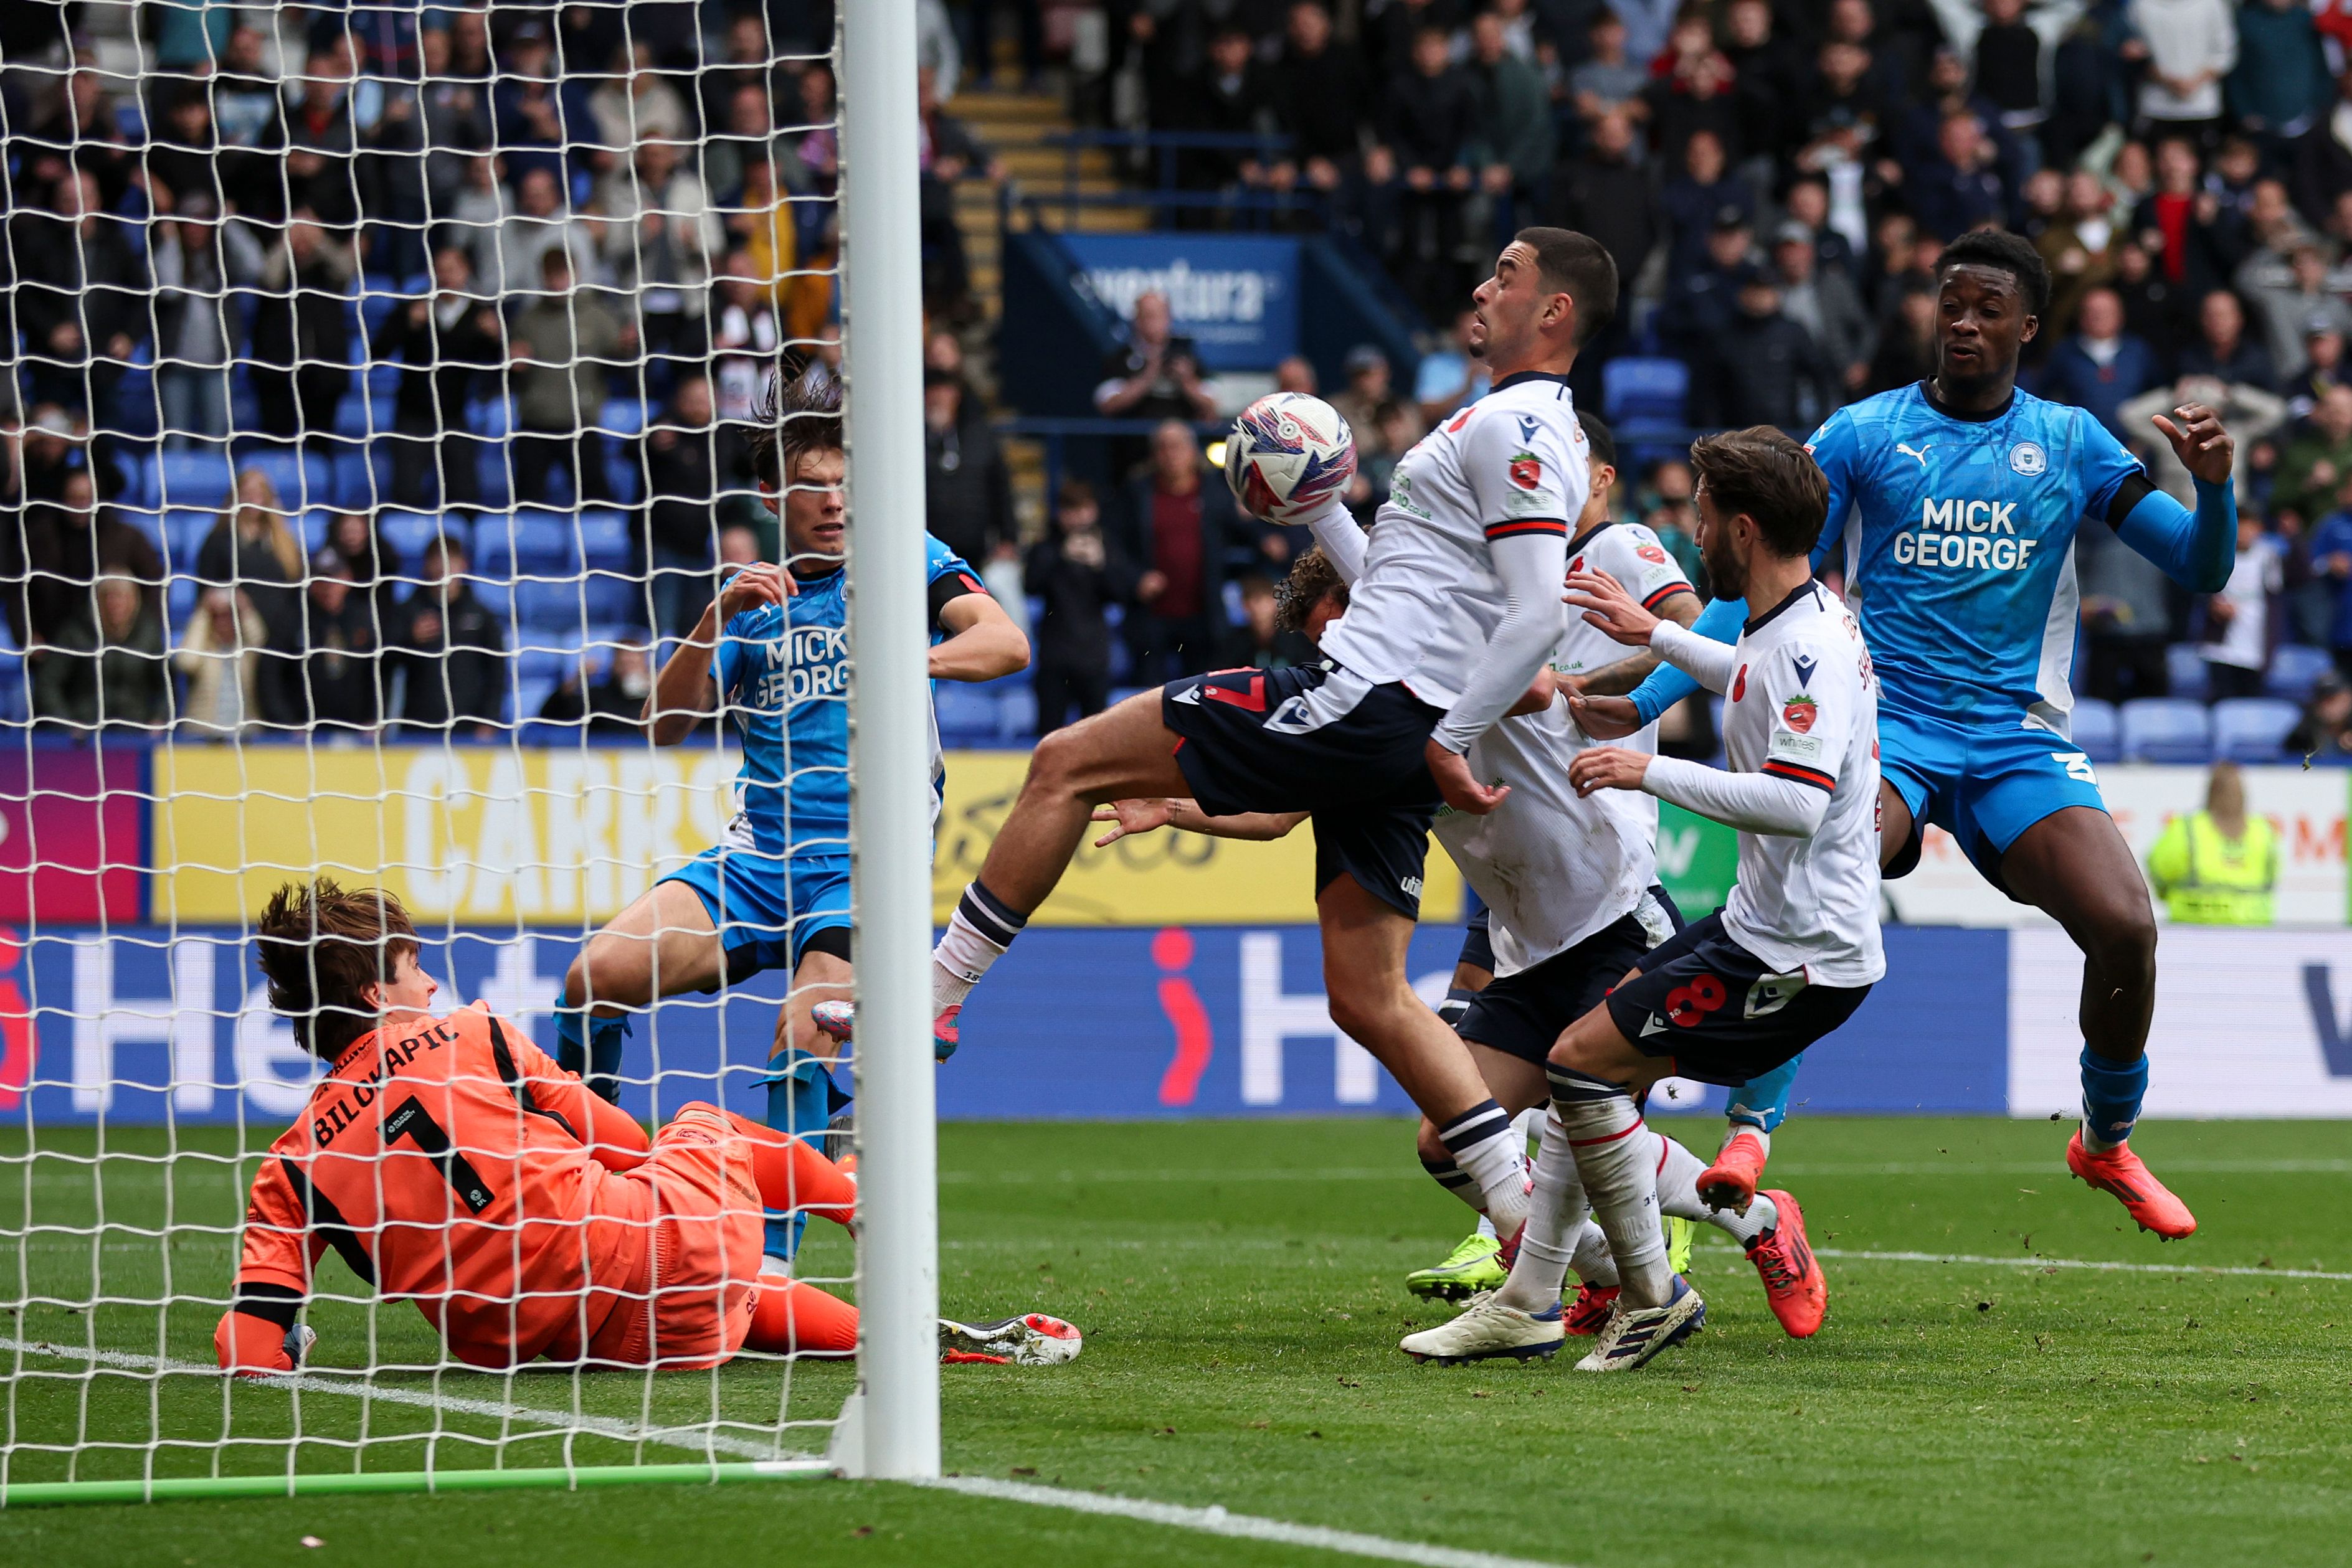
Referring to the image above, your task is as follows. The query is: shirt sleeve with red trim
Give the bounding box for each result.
[1614,522,1697,611]
[1755,636,1860,796]
[1458,396,1589,545]
[924,536,989,635]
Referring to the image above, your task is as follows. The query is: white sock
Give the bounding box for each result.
[1476,1213,1498,1242]
[1436,1098,1529,1237]
[1512,1105,1544,1157]
[931,883,1025,1013]
[1570,1221,1619,1287]
[1497,1112,1587,1312]
[1552,1071,1672,1307]
[1657,1132,1776,1244]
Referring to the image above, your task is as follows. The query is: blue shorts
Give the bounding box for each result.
[1879,707,2107,894]
[659,844,851,982]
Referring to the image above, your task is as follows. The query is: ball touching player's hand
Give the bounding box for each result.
[2151,401,2234,486]
[1567,746,1651,797]
[1091,799,1177,846]
[1567,692,1642,741]
[1425,739,1509,815]
[1563,569,1659,648]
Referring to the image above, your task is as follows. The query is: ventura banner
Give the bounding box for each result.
[1065,234,1301,370]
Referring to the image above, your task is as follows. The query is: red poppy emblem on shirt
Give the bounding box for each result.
[1508,453,1542,490]
[1731,664,1748,702]
[1636,543,1669,565]
[1783,695,1818,733]
[1568,555,1585,574]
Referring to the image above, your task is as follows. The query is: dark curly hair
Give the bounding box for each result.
[745,364,845,491]
[1938,227,2051,318]
[1274,545,1350,636]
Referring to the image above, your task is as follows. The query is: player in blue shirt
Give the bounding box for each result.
[1577,231,2236,1239]
[552,372,1028,1268]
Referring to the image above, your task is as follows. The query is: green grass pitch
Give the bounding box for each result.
[1,1114,2348,1567]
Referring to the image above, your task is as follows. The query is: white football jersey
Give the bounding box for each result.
[1436,696,1659,977]
[1319,374,1591,712]
[1557,518,1696,830]
[1715,583,1885,987]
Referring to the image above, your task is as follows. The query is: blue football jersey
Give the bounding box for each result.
[713,536,984,859]
[1805,383,2146,730]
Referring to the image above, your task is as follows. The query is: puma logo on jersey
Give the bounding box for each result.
[1895,442,1933,466]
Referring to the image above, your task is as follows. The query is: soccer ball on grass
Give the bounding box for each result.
[1223,392,1357,522]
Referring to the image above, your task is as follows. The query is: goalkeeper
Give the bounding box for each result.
[217,879,1079,1374]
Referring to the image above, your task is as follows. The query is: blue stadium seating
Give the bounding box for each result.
[2120,698,2212,762]
[934,682,1000,745]
[582,573,641,624]
[2266,643,2334,702]
[1601,357,1690,437]
[157,450,235,512]
[996,683,1039,741]
[161,510,216,572]
[378,511,448,568]
[2211,698,2301,763]
[2071,697,2122,763]
[2163,643,2208,702]
[577,510,633,570]
[330,447,386,509]
[477,510,581,577]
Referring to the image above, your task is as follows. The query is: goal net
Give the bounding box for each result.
[0,0,906,1502]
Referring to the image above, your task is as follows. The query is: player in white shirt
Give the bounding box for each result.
[1403,425,1882,1373]
[1100,416,1836,1349]
[927,230,1620,1245]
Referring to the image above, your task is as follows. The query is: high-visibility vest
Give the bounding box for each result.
[2145,810,2278,925]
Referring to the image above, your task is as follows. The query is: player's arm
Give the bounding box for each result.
[216,1156,318,1376]
[646,562,790,745]
[929,582,1030,682]
[1573,640,1857,836]
[508,1024,653,1171]
[1297,492,1368,584]
[1565,569,1738,692]
[1092,798,1307,844]
[2110,402,2236,593]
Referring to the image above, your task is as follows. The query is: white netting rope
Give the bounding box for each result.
[0,0,855,1490]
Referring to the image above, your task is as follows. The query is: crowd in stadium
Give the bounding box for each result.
[14,1,2352,762]
[1045,0,2352,762]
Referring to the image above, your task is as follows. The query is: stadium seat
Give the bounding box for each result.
[996,684,1038,742]
[2164,643,2208,702]
[514,578,589,632]
[330,448,385,509]
[934,682,1000,746]
[511,675,560,724]
[378,511,448,568]
[2211,698,2301,763]
[582,573,641,623]
[157,450,235,512]
[113,447,154,511]
[161,510,216,572]
[598,399,646,438]
[478,510,580,577]
[1601,357,1690,427]
[302,509,333,554]
[577,510,633,570]
[2120,697,2212,762]
[2265,643,2333,702]
[2070,697,2121,763]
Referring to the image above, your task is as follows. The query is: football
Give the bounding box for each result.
[1223,392,1357,522]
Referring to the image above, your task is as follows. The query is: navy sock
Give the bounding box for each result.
[553,1007,589,1080]
[763,1052,838,1261]
[1727,1052,1805,1134]
[2079,1047,2148,1151]
[585,1015,629,1105]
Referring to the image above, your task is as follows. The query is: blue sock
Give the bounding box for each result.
[2079,1047,2148,1151]
[762,1052,837,1261]
[1727,1052,1804,1135]
[585,1015,629,1105]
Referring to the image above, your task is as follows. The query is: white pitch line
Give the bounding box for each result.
[1790,1247,2352,1283]
[0,1338,805,1463]
[921,1476,1575,1568]
[2,1340,1572,1565]
[937,1156,2352,1186]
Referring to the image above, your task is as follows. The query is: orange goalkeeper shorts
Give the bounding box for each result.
[566,1102,768,1370]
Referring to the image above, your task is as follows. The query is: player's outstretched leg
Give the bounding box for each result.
[762,938,852,1268]
[2001,808,2196,1239]
[1702,1053,1804,1214]
[931,692,1193,1049]
[746,1277,860,1358]
[726,1108,858,1231]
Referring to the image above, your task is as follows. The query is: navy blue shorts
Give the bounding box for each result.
[1458,909,1658,1066]
[1162,662,1443,919]
[1602,912,1871,1087]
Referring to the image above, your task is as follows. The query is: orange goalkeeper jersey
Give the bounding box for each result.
[229,1001,652,1367]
